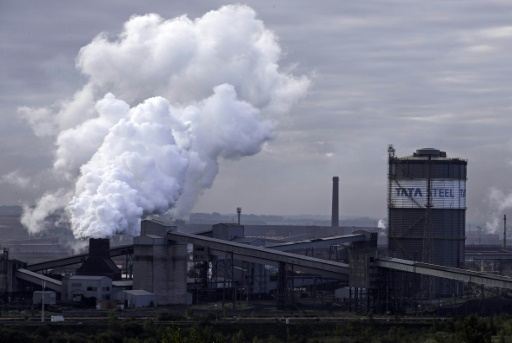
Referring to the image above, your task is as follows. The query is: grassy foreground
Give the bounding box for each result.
[2,315,512,342]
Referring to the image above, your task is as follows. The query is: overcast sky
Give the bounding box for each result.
[1,0,512,226]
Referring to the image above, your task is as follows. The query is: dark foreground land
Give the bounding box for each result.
[1,314,512,343]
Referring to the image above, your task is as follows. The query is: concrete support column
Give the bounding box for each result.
[133,220,190,305]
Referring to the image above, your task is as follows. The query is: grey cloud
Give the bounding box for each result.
[1,0,512,227]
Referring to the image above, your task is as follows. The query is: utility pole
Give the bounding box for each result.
[41,280,46,322]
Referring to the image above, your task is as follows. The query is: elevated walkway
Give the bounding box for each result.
[167,231,349,280]
[267,232,367,251]
[376,257,512,290]
[15,268,62,293]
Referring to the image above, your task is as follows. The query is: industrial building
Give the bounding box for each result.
[3,147,512,315]
[66,275,112,302]
[133,220,189,305]
[3,217,512,313]
[120,289,155,308]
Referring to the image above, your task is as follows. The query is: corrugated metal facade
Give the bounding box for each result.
[388,148,467,298]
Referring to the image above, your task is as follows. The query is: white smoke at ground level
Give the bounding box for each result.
[377,218,388,242]
[377,219,386,230]
[485,187,512,233]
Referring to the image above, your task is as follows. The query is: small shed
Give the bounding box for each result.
[122,290,155,308]
[112,280,133,300]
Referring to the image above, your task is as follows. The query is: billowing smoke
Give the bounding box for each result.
[377,219,387,230]
[377,218,387,242]
[485,187,512,232]
[20,5,309,238]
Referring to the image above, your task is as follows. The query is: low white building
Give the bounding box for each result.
[67,275,112,302]
[121,289,155,308]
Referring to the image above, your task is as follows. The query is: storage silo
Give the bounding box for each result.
[387,147,466,298]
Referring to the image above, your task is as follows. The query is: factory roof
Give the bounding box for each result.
[112,280,133,287]
[124,289,154,296]
[394,156,467,162]
[69,275,110,281]
[17,268,62,286]
[392,148,466,162]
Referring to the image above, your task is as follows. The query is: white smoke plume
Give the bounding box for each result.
[20,5,309,238]
[485,187,512,232]
[377,219,387,230]
[377,218,387,242]
[22,189,72,232]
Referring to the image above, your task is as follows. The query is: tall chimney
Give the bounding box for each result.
[504,214,507,249]
[76,238,121,280]
[331,176,339,227]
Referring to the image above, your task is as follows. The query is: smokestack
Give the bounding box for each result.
[504,214,507,249]
[76,238,121,280]
[237,207,242,225]
[331,176,339,227]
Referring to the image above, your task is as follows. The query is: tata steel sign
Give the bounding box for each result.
[390,179,466,209]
